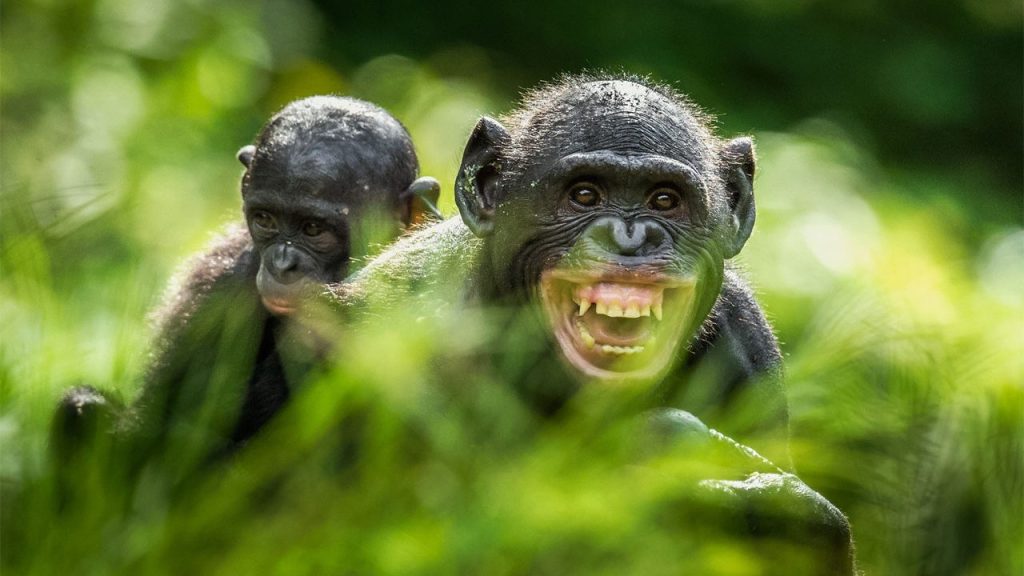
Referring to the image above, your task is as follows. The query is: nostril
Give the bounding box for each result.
[637,224,671,257]
[610,222,635,253]
[583,217,671,259]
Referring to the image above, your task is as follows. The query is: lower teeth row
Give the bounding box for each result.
[600,344,645,355]
[574,319,645,355]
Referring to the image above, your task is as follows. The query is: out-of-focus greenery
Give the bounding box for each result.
[1,1,1021,575]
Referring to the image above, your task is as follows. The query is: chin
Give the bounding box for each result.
[539,267,699,382]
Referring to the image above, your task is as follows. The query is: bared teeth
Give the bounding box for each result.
[572,282,665,320]
[572,293,591,316]
[599,344,645,355]
[578,299,591,316]
[574,318,596,348]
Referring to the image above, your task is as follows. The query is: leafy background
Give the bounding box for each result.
[1,1,1021,574]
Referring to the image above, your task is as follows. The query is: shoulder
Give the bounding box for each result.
[707,265,782,371]
[327,217,482,317]
[683,265,783,408]
[149,223,259,334]
[360,217,480,275]
[353,217,481,292]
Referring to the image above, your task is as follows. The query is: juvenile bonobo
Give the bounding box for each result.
[55,96,440,460]
[331,75,853,573]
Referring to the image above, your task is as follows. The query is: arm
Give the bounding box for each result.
[128,224,266,459]
[672,268,789,465]
[643,408,855,576]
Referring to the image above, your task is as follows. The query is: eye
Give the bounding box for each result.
[648,188,682,211]
[302,221,325,237]
[251,211,277,231]
[568,182,601,208]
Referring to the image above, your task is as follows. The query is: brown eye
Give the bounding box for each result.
[302,221,325,237]
[648,189,681,211]
[252,211,276,230]
[569,183,601,208]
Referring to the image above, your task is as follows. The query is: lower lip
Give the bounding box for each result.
[261,297,296,316]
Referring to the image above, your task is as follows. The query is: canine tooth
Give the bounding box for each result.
[582,332,595,348]
[640,305,651,317]
[653,301,663,321]
[606,304,624,317]
[578,299,591,316]
[576,320,596,348]
[624,304,640,318]
[595,302,608,316]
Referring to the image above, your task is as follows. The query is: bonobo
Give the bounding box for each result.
[330,75,854,573]
[55,96,440,461]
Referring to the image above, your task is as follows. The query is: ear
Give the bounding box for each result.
[455,116,509,237]
[720,137,756,259]
[237,145,256,168]
[400,176,443,227]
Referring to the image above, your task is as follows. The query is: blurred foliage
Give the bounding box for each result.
[1,0,1021,575]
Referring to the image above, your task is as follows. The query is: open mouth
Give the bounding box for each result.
[540,269,697,381]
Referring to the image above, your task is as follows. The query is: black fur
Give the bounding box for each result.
[329,73,853,572]
[53,96,440,465]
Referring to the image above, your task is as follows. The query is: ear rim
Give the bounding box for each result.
[237,144,256,168]
[400,176,443,227]
[455,116,509,238]
[720,136,756,259]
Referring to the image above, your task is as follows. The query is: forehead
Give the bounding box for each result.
[518,81,715,169]
[244,188,351,222]
[248,144,404,206]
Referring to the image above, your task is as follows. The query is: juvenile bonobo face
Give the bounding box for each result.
[456,79,756,382]
[238,97,439,316]
[243,184,355,316]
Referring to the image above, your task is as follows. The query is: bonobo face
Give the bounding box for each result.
[243,186,355,316]
[456,79,756,382]
[238,97,439,316]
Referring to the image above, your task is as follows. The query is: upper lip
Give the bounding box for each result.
[545,267,694,288]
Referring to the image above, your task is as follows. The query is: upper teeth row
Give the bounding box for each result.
[572,296,663,320]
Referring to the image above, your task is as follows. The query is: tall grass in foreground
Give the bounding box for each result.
[1,210,1021,575]
[2,118,1021,574]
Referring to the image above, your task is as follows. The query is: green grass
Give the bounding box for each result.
[1,5,1021,572]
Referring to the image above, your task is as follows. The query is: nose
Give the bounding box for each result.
[267,243,304,284]
[583,216,672,259]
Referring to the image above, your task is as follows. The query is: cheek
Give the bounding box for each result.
[671,230,725,279]
[318,248,350,282]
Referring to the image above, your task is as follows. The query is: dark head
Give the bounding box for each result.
[238,96,440,316]
[455,74,756,382]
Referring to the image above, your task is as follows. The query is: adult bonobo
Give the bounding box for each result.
[331,75,854,573]
[341,76,781,439]
[54,96,440,462]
